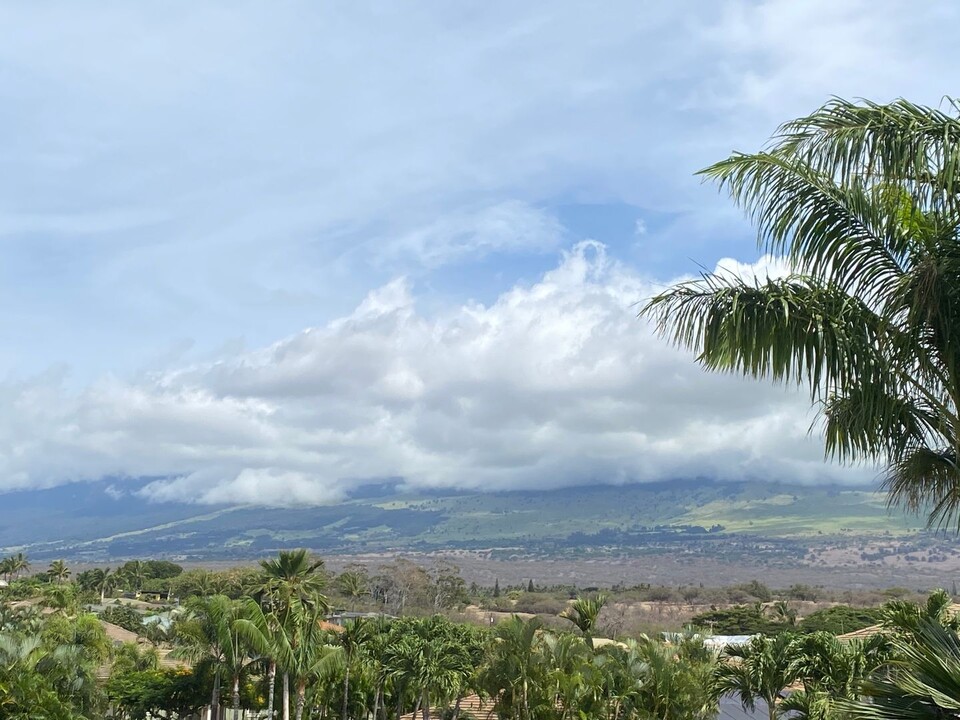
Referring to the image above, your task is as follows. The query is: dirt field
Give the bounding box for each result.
[321,548,957,591]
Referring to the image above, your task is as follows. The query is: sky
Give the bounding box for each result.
[0,1,958,505]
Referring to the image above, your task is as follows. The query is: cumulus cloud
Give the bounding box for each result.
[0,244,872,506]
[0,1,945,506]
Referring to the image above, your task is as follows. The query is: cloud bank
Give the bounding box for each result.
[0,245,872,505]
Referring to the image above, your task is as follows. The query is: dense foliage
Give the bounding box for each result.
[5,546,960,720]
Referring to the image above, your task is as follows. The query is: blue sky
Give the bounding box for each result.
[0,1,958,504]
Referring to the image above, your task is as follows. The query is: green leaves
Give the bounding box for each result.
[846,620,960,720]
[560,594,608,647]
[643,97,960,529]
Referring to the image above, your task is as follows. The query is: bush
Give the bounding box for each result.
[100,605,145,634]
[512,593,565,615]
[690,605,785,635]
[786,584,818,601]
[800,605,883,635]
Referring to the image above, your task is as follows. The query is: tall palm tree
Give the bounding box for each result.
[337,618,368,720]
[258,549,330,720]
[235,597,283,720]
[360,616,394,720]
[643,98,960,528]
[259,549,329,619]
[48,560,70,585]
[125,560,148,593]
[384,632,420,720]
[271,601,343,720]
[174,594,258,720]
[9,553,29,580]
[713,633,798,720]
[561,594,608,649]
[95,568,115,605]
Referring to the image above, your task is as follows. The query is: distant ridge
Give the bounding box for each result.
[0,476,923,562]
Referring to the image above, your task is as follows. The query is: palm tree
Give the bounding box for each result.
[561,594,608,649]
[713,633,798,720]
[95,568,115,605]
[360,616,394,720]
[337,570,370,610]
[0,632,84,718]
[48,559,70,585]
[258,549,330,720]
[407,617,477,720]
[384,632,420,720]
[881,588,959,634]
[543,631,596,720]
[174,594,258,720]
[125,560,148,593]
[481,616,545,720]
[642,97,960,528]
[632,636,717,720]
[846,619,960,720]
[783,632,889,720]
[272,601,343,720]
[337,618,368,720]
[259,549,329,619]
[42,583,79,615]
[8,553,29,580]
[236,597,285,720]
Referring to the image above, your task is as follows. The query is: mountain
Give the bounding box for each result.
[0,477,932,562]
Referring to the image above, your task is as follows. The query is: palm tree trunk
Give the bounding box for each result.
[211,668,222,720]
[522,678,530,720]
[295,681,307,720]
[342,665,350,720]
[267,661,277,720]
[421,690,430,720]
[396,685,406,720]
[233,674,242,720]
[283,673,291,720]
[452,696,462,720]
[372,687,380,720]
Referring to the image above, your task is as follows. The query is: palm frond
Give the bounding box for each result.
[774,97,960,207]
[699,152,911,298]
[822,385,940,462]
[643,275,889,402]
[882,447,960,529]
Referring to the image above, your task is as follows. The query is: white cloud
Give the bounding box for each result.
[0,1,947,506]
[0,244,873,506]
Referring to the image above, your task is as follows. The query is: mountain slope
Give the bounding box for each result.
[0,478,928,561]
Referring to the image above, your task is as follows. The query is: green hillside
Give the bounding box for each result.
[0,478,930,561]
